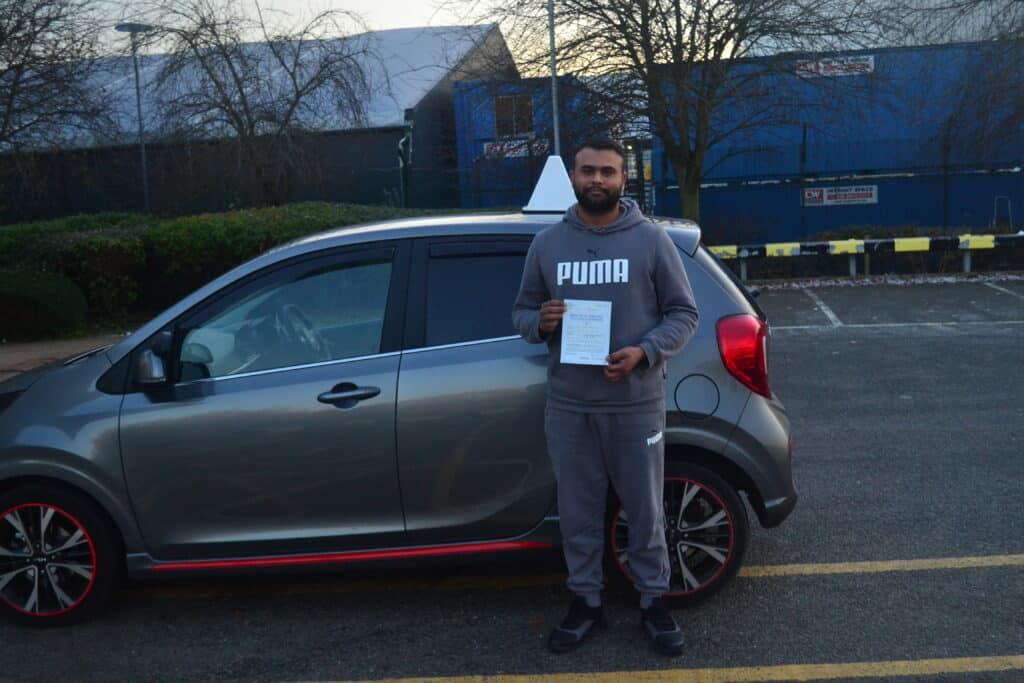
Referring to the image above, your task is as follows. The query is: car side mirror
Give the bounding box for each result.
[136,350,167,385]
[152,330,173,356]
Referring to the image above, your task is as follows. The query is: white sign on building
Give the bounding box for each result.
[803,185,879,206]
[796,55,875,78]
[484,138,550,158]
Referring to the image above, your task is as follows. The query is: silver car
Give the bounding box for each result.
[0,201,796,626]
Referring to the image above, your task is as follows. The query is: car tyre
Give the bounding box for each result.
[0,484,120,627]
[606,461,749,607]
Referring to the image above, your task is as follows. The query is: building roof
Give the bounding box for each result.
[80,24,507,149]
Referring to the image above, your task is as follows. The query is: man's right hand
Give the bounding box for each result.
[539,300,567,335]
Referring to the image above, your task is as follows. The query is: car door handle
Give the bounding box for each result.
[317,384,381,406]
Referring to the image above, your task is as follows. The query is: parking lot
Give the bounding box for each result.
[1,276,1022,682]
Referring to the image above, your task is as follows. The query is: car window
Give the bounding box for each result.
[180,257,393,380]
[694,245,766,320]
[425,248,527,346]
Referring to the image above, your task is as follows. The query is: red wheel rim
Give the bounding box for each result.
[0,503,98,617]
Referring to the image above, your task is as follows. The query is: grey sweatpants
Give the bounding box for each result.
[545,406,670,605]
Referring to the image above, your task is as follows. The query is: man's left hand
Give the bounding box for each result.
[604,346,645,382]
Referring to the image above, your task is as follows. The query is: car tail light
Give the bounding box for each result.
[716,314,771,398]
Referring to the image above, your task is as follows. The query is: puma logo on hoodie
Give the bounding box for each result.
[556,259,629,285]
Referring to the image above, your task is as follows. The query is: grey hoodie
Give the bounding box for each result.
[512,198,699,413]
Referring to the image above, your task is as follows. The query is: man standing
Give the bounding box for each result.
[512,139,699,656]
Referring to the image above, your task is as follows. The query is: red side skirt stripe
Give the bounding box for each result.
[151,540,554,572]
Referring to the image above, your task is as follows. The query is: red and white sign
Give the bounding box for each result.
[484,138,550,158]
[803,185,878,206]
[796,55,874,78]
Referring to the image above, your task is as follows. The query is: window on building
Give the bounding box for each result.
[495,94,533,138]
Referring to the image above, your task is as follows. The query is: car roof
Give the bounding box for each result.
[274,211,701,260]
[282,212,552,252]
[105,209,701,365]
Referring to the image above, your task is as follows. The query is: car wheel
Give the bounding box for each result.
[0,484,120,627]
[606,461,749,606]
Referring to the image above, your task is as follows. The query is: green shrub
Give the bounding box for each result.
[42,230,148,319]
[0,203,472,326]
[0,270,87,341]
[0,212,146,267]
[144,202,428,304]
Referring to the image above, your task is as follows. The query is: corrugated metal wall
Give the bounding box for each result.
[660,170,1022,244]
[651,41,1022,239]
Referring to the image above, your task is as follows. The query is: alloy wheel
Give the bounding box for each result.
[0,503,97,617]
[611,476,736,598]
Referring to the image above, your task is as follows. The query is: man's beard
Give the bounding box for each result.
[574,184,622,214]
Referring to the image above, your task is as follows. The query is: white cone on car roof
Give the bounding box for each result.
[523,155,576,214]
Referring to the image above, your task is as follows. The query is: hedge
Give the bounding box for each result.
[45,230,148,319]
[0,203,440,338]
[144,203,431,305]
[0,269,87,341]
[0,212,146,267]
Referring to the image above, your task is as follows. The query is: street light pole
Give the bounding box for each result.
[115,23,153,213]
[547,0,560,158]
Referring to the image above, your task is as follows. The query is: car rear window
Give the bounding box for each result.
[690,245,766,320]
[425,250,528,346]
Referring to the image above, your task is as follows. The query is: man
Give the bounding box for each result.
[512,138,699,656]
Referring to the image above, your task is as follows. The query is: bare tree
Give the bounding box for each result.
[464,1,894,227]
[888,0,1022,43]
[892,1,1022,214]
[143,0,376,205]
[0,0,110,151]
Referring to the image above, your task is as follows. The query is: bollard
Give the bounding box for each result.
[740,258,748,281]
[848,254,856,277]
[963,251,971,273]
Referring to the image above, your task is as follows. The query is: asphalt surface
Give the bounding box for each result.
[1,277,1022,682]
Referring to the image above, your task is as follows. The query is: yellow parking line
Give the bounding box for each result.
[347,655,1024,683]
[739,554,1024,577]
[131,554,1024,599]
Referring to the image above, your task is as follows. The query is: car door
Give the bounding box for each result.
[396,236,554,545]
[120,243,410,560]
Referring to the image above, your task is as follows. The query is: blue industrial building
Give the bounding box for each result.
[455,76,616,209]
[454,40,1022,242]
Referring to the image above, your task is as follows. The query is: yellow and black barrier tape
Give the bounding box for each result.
[708,231,1022,257]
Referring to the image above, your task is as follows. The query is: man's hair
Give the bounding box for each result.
[573,138,626,168]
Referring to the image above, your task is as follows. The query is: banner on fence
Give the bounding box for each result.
[803,185,878,206]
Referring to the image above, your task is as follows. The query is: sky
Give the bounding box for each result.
[104,1,488,56]
[261,0,475,31]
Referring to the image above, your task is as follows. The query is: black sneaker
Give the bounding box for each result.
[640,598,684,656]
[547,595,605,653]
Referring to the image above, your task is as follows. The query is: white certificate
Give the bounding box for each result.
[560,299,612,366]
